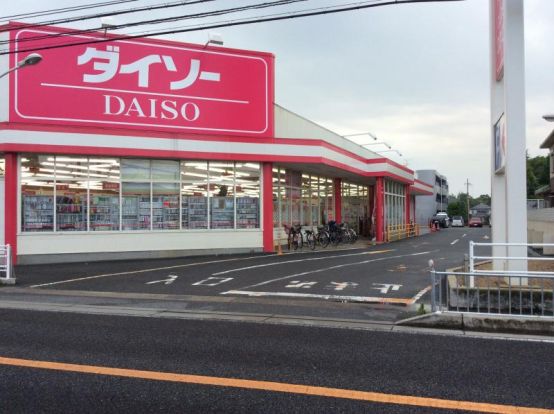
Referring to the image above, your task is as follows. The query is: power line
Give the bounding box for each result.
[0,0,307,47]
[0,0,463,56]
[0,0,216,34]
[0,0,138,23]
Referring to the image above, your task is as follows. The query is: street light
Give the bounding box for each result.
[343,132,378,141]
[204,32,224,47]
[0,53,43,79]
[376,149,402,157]
[543,114,554,122]
[361,141,392,149]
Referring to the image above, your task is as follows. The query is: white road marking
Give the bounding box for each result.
[462,234,467,238]
[285,281,318,289]
[451,239,459,245]
[192,277,233,287]
[410,286,432,304]
[146,275,178,285]
[225,251,437,291]
[30,255,272,288]
[221,290,399,302]
[371,283,402,294]
[212,250,394,276]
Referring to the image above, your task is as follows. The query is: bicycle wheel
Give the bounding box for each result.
[348,228,358,243]
[331,231,340,246]
[287,231,294,251]
[306,232,316,250]
[318,231,330,248]
[342,230,351,244]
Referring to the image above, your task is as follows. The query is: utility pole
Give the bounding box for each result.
[465,178,471,225]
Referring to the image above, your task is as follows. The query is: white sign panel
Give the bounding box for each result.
[494,113,506,174]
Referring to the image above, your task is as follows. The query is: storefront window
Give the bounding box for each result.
[121,159,150,180]
[152,160,179,181]
[54,156,89,231]
[287,170,301,226]
[181,162,208,229]
[235,163,260,229]
[301,174,311,226]
[0,157,5,176]
[384,179,405,228]
[210,162,234,229]
[342,182,368,232]
[21,155,55,232]
[153,183,179,230]
[310,176,319,226]
[20,156,261,233]
[89,158,120,231]
[56,181,87,231]
[122,182,151,230]
[272,168,281,228]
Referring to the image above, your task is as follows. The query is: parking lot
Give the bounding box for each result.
[14,227,492,306]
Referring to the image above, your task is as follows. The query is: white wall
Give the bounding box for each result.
[18,230,262,256]
[274,105,381,161]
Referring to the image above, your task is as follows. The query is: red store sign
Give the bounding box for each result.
[9,24,274,137]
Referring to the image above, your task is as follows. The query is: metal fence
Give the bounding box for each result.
[431,241,554,318]
[385,223,420,242]
[430,270,554,317]
[469,241,554,274]
[0,244,12,281]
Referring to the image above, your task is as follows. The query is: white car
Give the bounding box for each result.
[451,216,464,227]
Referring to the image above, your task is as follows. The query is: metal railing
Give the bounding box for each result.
[386,223,420,242]
[0,244,12,281]
[469,241,554,274]
[430,269,554,318]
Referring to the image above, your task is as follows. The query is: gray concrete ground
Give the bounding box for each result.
[1,227,491,324]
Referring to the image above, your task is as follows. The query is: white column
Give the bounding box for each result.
[489,0,528,280]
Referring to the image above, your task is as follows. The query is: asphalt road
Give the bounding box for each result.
[15,227,491,308]
[0,308,552,413]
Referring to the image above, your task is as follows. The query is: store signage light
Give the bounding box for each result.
[9,23,274,137]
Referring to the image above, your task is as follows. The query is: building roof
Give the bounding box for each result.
[540,129,554,149]
[471,203,490,210]
[535,184,551,195]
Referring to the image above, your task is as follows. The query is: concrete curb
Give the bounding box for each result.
[396,312,554,336]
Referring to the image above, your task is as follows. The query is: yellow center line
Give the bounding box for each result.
[0,356,551,413]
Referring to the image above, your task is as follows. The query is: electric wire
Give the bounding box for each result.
[0,0,138,23]
[1,0,308,46]
[0,0,217,33]
[0,0,463,56]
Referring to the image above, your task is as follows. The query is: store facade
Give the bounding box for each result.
[0,22,432,264]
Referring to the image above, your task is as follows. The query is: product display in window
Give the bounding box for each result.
[22,195,54,232]
[56,195,86,231]
[153,195,179,229]
[210,197,234,229]
[236,197,259,228]
[182,196,208,229]
[90,195,120,231]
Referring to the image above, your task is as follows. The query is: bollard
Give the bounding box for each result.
[428,259,436,312]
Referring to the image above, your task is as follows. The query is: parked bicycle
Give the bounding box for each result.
[326,221,358,246]
[284,224,303,251]
[315,225,330,248]
[304,227,317,250]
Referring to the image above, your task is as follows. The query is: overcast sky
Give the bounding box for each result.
[3,0,554,196]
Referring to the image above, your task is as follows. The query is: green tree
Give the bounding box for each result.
[447,192,470,220]
[475,194,491,206]
[526,154,549,197]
